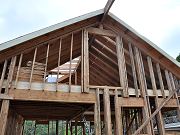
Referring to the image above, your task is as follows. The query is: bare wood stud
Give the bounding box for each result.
[116,36,129,97]
[43,44,50,89]
[156,63,166,98]
[5,56,17,94]
[114,88,123,135]
[56,38,62,91]
[0,100,10,135]
[0,60,8,93]
[83,29,89,93]
[69,33,73,92]
[29,48,37,89]
[103,88,112,135]
[128,43,139,97]
[15,53,23,88]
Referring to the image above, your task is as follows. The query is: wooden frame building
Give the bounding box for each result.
[0,7,180,135]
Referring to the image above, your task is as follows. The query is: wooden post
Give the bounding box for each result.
[15,53,23,88]
[133,47,152,134]
[103,88,112,135]
[57,38,62,91]
[156,63,166,98]
[0,100,10,135]
[30,48,37,89]
[69,33,73,92]
[114,88,123,135]
[116,36,129,97]
[0,60,8,93]
[128,43,139,97]
[83,29,89,93]
[165,70,173,95]
[147,56,165,135]
[5,56,17,94]
[43,44,50,89]
[94,88,101,135]
[81,30,84,92]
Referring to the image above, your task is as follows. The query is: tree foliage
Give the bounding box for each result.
[176,53,180,62]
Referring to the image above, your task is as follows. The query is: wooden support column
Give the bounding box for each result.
[83,29,89,93]
[43,44,50,89]
[81,30,84,92]
[0,100,10,135]
[156,63,166,98]
[147,56,165,135]
[15,53,23,89]
[116,36,129,97]
[103,88,112,135]
[114,89,123,135]
[133,47,152,134]
[5,56,17,94]
[94,88,101,135]
[57,38,62,91]
[69,33,73,92]
[128,43,139,97]
[30,48,37,89]
[0,60,7,93]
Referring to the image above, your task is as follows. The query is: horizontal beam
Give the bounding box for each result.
[87,27,116,37]
[7,89,96,103]
[118,97,178,108]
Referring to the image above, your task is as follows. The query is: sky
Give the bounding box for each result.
[0,0,179,58]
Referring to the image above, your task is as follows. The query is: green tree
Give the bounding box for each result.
[176,53,180,62]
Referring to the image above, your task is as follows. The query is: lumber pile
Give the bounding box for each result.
[13,61,46,82]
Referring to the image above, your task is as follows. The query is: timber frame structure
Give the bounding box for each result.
[0,1,180,135]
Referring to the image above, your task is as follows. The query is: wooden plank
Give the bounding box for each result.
[83,29,89,93]
[103,88,112,135]
[158,98,178,108]
[87,27,116,37]
[0,100,10,135]
[101,0,115,23]
[30,48,37,89]
[0,60,8,93]
[43,44,50,89]
[57,38,62,91]
[5,56,17,94]
[15,53,23,89]
[165,70,173,94]
[8,89,96,103]
[94,88,101,135]
[114,89,123,135]
[118,97,144,107]
[81,30,84,92]
[116,36,129,97]
[128,43,139,97]
[147,56,165,135]
[69,33,73,92]
[156,63,166,98]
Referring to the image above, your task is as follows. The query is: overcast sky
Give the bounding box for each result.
[0,0,179,58]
